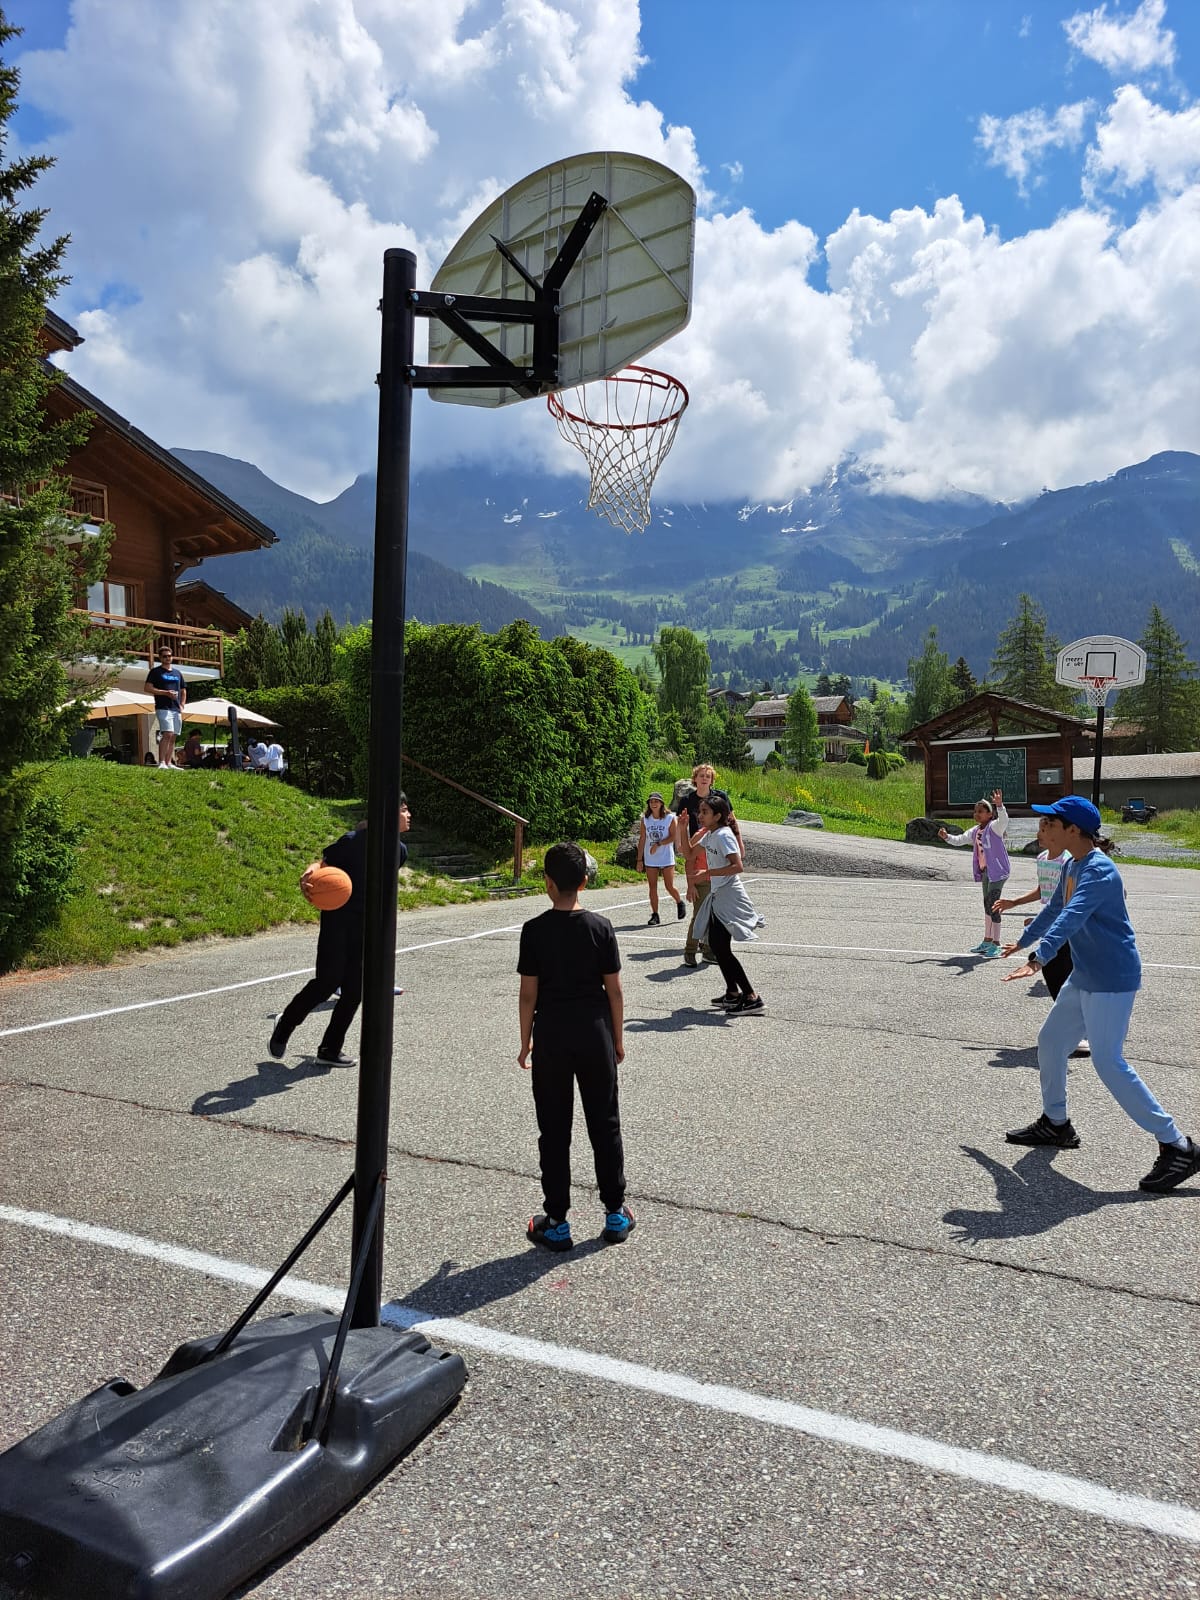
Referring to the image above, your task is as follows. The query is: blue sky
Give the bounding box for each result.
[5,1,1199,502]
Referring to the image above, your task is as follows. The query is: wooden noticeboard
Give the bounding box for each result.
[946,746,1027,806]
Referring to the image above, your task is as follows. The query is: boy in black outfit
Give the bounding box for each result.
[518,842,633,1250]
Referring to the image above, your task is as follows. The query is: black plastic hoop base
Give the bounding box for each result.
[0,1311,467,1600]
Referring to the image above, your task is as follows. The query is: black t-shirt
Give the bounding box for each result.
[518,908,620,1021]
[316,828,408,966]
[146,664,184,710]
[675,786,736,840]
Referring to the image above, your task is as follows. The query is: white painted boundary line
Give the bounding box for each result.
[2,1204,1197,1547]
[0,925,522,1039]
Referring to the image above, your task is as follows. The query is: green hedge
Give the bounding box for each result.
[232,684,355,798]
[337,620,648,849]
[0,773,80,972]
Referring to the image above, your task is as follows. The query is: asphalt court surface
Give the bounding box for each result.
[1,832,1198,1598]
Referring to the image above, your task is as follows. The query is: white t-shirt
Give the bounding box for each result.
[642,813,675,867]
[266,742,285,772]
[1036,848,1070,904]
[702,825,740,877]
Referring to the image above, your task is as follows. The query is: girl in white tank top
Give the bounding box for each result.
[637,792,684,927]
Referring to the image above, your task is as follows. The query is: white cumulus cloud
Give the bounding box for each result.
[977,102,1094,195]
[1085,83,1200,194]
[1063,0,1176,76]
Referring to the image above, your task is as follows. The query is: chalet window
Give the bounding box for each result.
[87,580,137,624]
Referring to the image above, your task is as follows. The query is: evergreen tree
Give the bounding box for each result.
[815,672,832,696]
[782,683,823,771]
[652,625,708,737]
[949,655,978,704]
[906,627,953,726]
[989,594,1075,713]
[1114,606,1200,753]
[0,14,105,968]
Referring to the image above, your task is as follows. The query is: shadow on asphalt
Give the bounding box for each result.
[920,953,993,978]
[963,1043,1041,1072]
[941,1144,1187,1243]
[625,1008,735,1034]
[385,1240,605,1320]
[191,1056,333,1116]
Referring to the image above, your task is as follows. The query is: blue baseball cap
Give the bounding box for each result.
[1031,796,1102,835]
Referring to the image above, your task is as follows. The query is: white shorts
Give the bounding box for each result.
[156,709,182,736]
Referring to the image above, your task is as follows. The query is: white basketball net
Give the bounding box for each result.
[547,365,688,535]
[1081,676,1117,708]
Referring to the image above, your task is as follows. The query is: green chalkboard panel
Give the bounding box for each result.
[946,746,1027,806]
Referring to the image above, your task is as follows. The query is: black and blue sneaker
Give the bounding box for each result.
[527,1213,573,1251]
[602,1205,636,1244]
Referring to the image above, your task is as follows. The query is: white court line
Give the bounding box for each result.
[622,930,1200,972]
[1,1204,1196,1547]
[0,924,522,1040]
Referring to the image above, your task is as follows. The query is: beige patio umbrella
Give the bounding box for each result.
[64,688,157,721]
[180,698,278,728]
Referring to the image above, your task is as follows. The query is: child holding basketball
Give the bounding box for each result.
[518,842,633,1250]
[269,796,411,1066]
[938,789,1011,956]
[637,791,684,926]
[1000,796,1199,1193]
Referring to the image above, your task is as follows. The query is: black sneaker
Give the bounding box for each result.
[1138,1137,1200,1193]
[725,994,764,1014]
[711,991,739,1006]
[316,1047,356,1067]
[527,1213,573,1251]
[1005,1114,1081,1148]
[676,900,687,920]
[268,1026,287,1060]
[602,1205,636,1244]
[647,911,660,926]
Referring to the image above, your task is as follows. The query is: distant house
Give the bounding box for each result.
[30,312,276,758]
[903,692,1090,817]
[1071,752,1200,813]
[707,686,754,714]
[743,691,865,765]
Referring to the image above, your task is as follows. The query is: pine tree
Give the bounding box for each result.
[0,14,104,968]
[989,595,1075,713]
[782,683,823,771]
[1114,607,1200,753]
[949,655,978,704]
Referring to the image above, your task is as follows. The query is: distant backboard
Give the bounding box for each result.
[1055,634,1146,694]
[428,151,695,407]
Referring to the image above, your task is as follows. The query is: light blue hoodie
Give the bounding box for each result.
[1018,849,1141,993]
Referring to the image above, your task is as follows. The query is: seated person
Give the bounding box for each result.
[181,730,205,768]
[249,738,269,772]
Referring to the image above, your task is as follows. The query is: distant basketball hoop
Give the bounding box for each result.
[1056,633,1146,808]
[547,365,688,534]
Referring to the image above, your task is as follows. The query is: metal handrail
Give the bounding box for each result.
[403,755,529,885]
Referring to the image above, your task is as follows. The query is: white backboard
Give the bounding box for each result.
[1055,634,1146,691]
[428,151,695,407]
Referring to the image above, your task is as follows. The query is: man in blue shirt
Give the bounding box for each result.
[143,645,186,768]
[1000,796,1198,1193]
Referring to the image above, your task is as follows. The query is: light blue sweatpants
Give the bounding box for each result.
[1038,977,1181,1144]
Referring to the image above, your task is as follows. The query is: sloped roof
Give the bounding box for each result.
[1072,752,1200,780]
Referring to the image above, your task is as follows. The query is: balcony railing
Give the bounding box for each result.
[73,610,225,673]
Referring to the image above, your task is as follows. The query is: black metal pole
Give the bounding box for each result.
[1092,703,1105,809]
[350,248,415,1328]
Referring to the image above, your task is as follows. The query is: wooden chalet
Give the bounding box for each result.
[903,692,1090,817]
[28,313,276,756]
[744,691,865,764]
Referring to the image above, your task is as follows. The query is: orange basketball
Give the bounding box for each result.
[301,863,352,911]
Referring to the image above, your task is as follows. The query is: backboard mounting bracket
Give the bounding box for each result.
[411,191,609,399]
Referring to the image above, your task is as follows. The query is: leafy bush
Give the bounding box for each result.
[763,749,783,770]
[337,620,648,849]
[232,684,354,797]
[0,774,80,971]
[866,751,890,780]
[847,747,868,767]
[885,751,906,771]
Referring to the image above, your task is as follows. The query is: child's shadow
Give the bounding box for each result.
[625,1008,732,1034]
[191,1056,332,1116]
[943,1144,1154,1243]
[922,954,991,978]
[962,1043,1040,1072]
[382,1242,604,1324]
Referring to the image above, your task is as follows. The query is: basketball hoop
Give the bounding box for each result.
[1081,675,1117,708]
[547,364,688,534]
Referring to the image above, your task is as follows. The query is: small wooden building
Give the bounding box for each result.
[903,693,1090,817]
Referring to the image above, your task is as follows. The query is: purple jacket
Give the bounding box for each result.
[946,806,1011,882]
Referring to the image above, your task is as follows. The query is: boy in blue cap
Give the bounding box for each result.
[1000,796,1199,1192]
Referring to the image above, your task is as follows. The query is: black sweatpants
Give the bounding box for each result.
[1042,942,1073,1001]
[274,950,362,1054]
[707,912,753,997]
[531,1014,625,1221]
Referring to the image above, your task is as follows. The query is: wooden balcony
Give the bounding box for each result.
[73,610,225,672]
